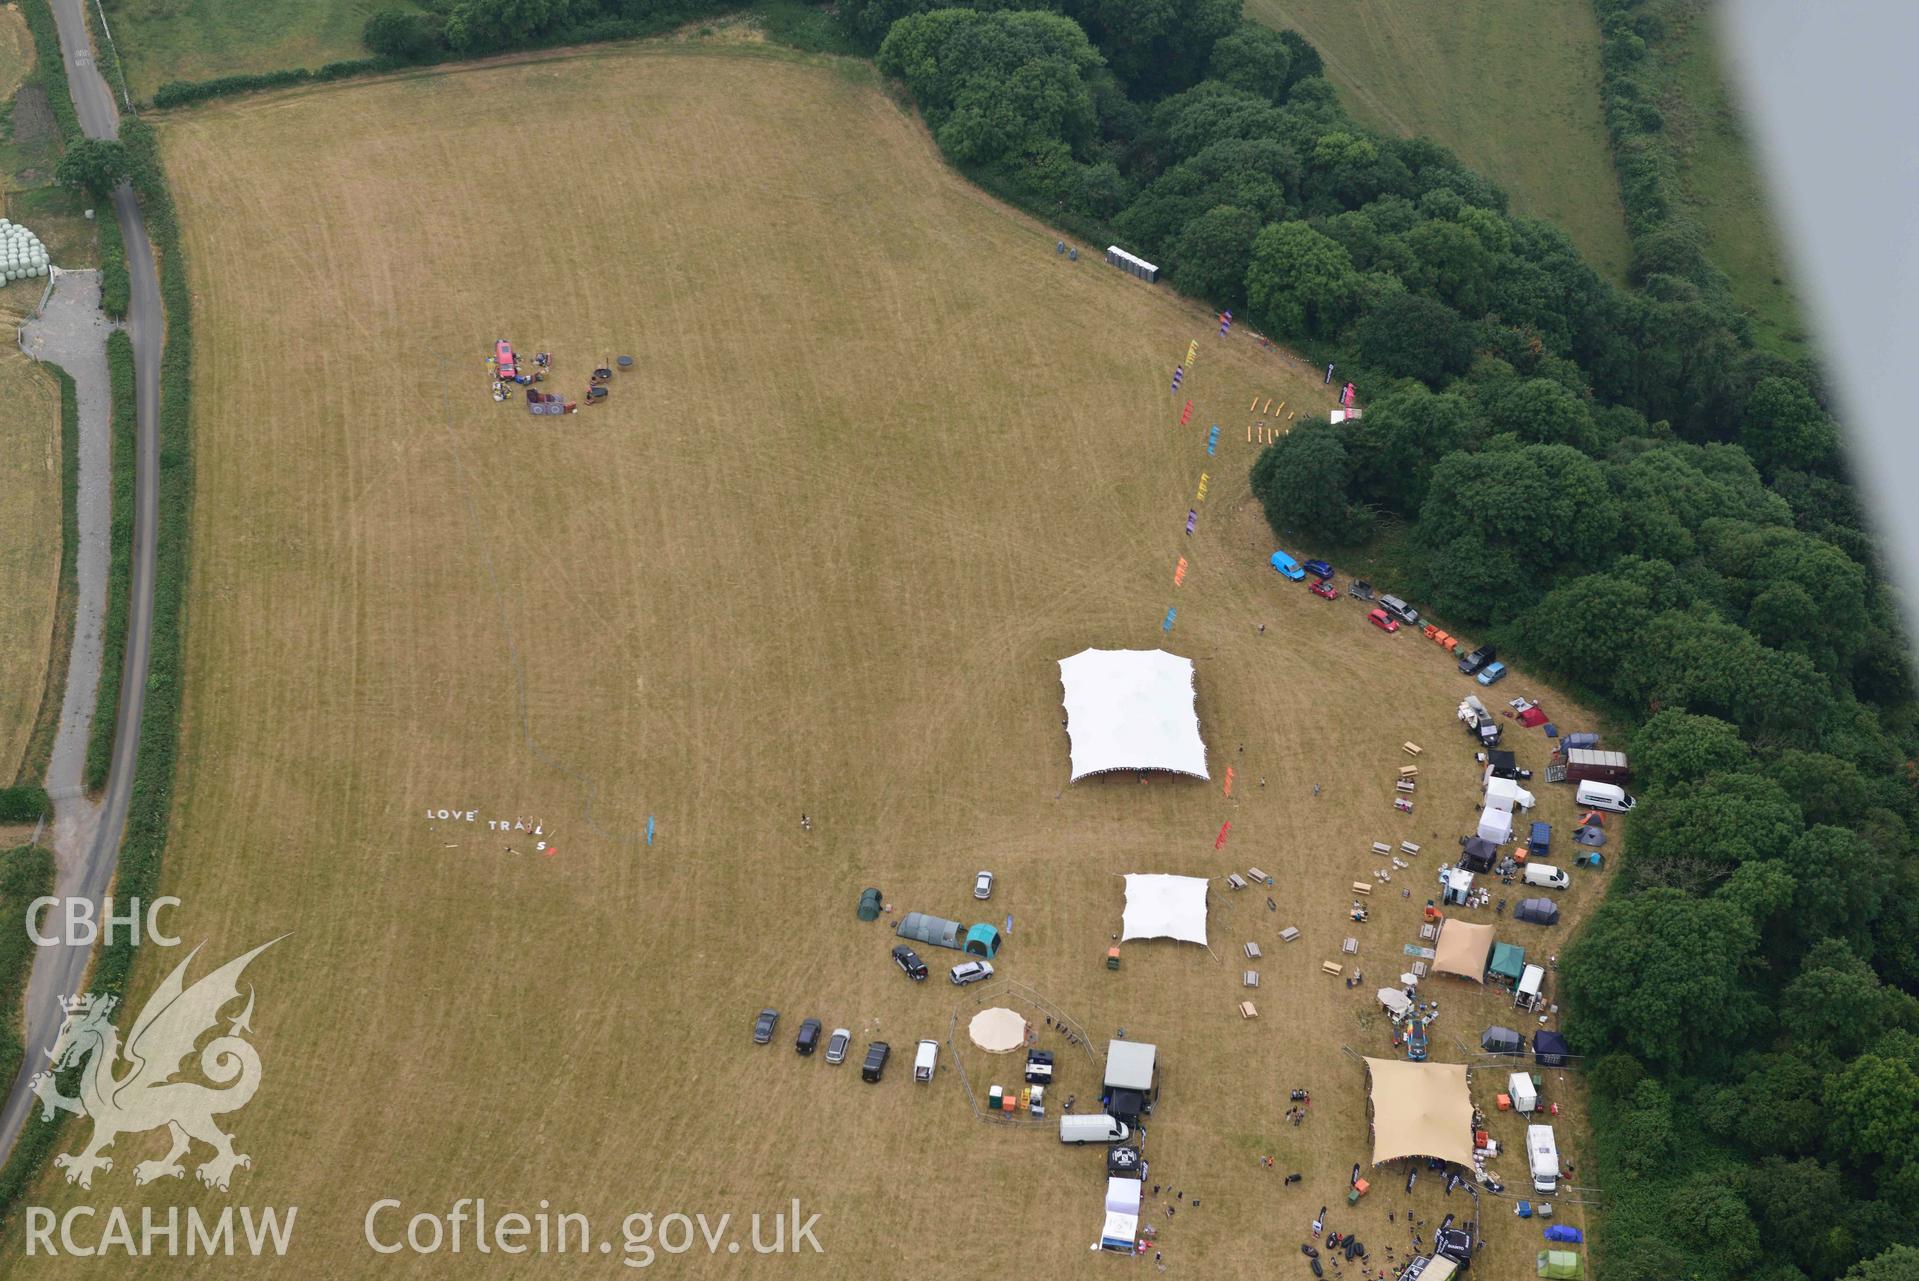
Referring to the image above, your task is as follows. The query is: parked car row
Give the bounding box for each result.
[750,1011,941,1084]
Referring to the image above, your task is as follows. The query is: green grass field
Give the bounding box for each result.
[1250,0,1632,280]
[104,0,416,100]
[5,43,1612,1277]
[1656,2,1807,357]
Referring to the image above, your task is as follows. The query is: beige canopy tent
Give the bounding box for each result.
[1431,919,1496,984]
[1363,1057,1477,1167]
[968,1007,1028,1054]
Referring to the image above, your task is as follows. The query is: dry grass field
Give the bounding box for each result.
[0,284,60,783]
[11,44,1609,1276]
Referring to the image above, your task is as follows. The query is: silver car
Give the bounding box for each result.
[950,960,994,986]
[974,870,994,899]
[824,1027,851,1064]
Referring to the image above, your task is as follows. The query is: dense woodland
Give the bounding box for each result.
[334,1,1906,1277]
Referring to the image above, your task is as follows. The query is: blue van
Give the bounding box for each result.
[1528,822,1552,858]
[1269,551,1306,581]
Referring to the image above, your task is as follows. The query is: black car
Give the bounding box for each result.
[892,945,927,981]
[861,1040,891,1082]
[1458,644,1497,676]
[795,1018,822,1056]
[752,1008,779,1044]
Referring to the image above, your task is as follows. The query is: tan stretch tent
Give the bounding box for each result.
[1431,919,1496,984]
[1363,1057,1477,1167]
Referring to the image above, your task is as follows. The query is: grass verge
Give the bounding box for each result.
[13,363,78,790]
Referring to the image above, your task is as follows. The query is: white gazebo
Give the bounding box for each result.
[1058,649,1208,782]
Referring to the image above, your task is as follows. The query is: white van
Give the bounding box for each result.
[1527,1123,1560,1193]
[1523,864,1570,890]
[1575,780,1635,812]
[913,1039,939,1084]
[1060,1114,1131,1144]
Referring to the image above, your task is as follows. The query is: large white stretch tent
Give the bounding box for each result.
[1121,873,1209,945]
[1059,648,1209,782]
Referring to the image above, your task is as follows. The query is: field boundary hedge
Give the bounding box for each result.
[84,329,135,793]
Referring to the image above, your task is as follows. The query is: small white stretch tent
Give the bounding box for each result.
[1121,874,1209,945]
[1059,648,1209,782]
[1100,1176,1142,1251]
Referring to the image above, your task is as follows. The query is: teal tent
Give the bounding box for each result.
[857,888,882,921]
[965,923,1002,958]
[1489,942,1526,984]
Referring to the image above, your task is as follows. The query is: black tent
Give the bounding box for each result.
[1108,1088,1146,1122]
[1481,1025,1523,1055]
[1459,836,1499,873]
[1534,1030,1571,1066]
[1515,898,1560,925]
[1488,749,1517,780]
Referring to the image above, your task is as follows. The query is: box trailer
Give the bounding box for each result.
[1561,749,1630,785]
[1508,1071,1538,1114]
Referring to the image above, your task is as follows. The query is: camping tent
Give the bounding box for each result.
[1481,1025,1523,1055]
[896,912,962,950]
[1121,874,1209,945]
[1536,1249,1583,1278]
[1515,898,1560,925]
[1058,649,1209,781]
[1517,705,1550,728]
[1100,1176,1142,1252]
[1363,1057,1477,1167]
[1432,920,1496,983]
[1574,825,1606,847]
[1489,942,1526,984]
[1477,806,1514,844]
[1534,1030,1571,1066]
[857,888,882,921]
[1487,749,1518,779]
[1544,1226,1585,1244]
[969,1008,1027,1054]
[965,923,1002,958]
[1459,837,1499,873]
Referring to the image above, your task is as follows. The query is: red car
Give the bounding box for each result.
[1309,578,1338,600]
[1367,608,1400,633]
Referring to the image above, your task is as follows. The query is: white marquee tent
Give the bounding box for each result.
[1058,649,1209,782]
[1121,874,1209,945]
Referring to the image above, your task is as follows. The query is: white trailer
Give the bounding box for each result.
[1508,1071,1538,1114]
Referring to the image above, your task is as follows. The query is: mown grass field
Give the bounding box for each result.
[103,0,418,101]
[1658,1,1806,357]
[11,45,1608,1276]
[1251,0,1632,280]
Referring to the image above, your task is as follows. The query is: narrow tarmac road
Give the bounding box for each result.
[0,0,163,1165]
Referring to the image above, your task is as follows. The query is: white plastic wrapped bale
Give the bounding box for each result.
[0,220,51,280]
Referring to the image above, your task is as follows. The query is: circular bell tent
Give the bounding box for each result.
[969,1008,1027,1054]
